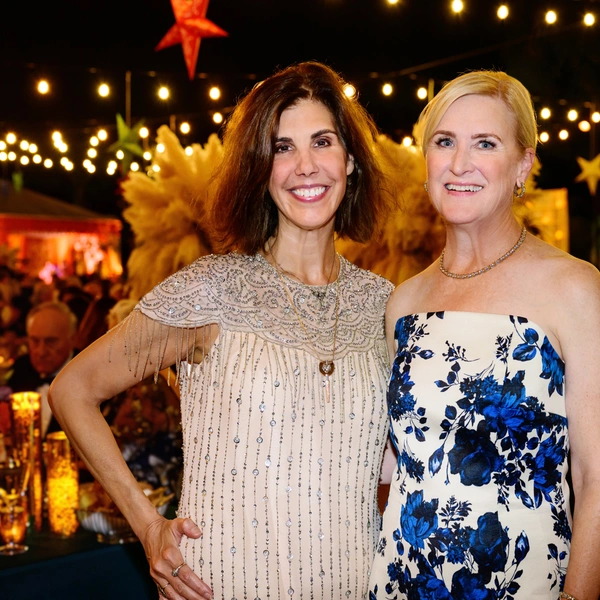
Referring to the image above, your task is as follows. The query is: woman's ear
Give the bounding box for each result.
[346,154,355,176]
[517,148,535,183]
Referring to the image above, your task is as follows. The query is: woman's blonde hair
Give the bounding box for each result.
[414,70,538,156]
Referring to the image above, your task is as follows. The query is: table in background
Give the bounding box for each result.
[0,524,158,600]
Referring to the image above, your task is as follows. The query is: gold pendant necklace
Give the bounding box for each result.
[267,243,340,400]
[439,226,527,279]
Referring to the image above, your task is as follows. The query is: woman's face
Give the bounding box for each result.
[268,99,354,237]
[425,94,533,226]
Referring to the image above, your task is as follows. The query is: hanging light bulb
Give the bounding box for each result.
[343,84,356,99]
[545,10,557,24]
[158,86,170,100]
[540,107,551,119]
[567,109,578,121]
[539,132,550,143]
[139,127,149,139]
[98,83,110,97]
[583,13,595,26]
[417,87,428,100]
[213,112,223,124]
[209,86,221,100]
[451,0,464,14]
[180,122,191,134]
[497,5,509,20]
[558,129,569,140]
[382,83,393,96]
[97,129,108,141]
[37,80,50,94]
[579,121,591,132]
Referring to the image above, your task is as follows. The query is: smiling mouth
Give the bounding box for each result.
[291,186,327,198]
[445,184,483,192]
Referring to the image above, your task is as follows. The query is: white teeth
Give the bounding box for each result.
[445,184,483,192]
[293,186,326,198]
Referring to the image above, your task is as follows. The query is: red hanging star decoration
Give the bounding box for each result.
[156,0,227,80]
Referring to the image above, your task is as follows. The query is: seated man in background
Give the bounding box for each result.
[7,301,77,437]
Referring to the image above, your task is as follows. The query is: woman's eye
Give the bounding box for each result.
[435,137,453,148]
[314,137,331,148]
[274,144,291,154]
[479,140,496,149]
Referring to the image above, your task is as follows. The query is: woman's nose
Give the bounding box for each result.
[449,146,473,175]
[295,150,319,177]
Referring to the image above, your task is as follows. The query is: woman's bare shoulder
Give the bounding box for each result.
[386,263,437,318]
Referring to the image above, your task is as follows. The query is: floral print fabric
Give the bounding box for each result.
[369,312,571,600]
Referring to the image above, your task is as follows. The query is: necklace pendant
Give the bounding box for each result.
[319,360,335,376]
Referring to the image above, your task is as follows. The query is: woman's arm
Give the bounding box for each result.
[556,260,600,600]
[49,311,215,600]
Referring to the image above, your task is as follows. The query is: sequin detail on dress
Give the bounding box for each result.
[120,253,394,599]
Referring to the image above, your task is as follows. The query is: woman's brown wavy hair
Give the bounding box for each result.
[211,61,393,255]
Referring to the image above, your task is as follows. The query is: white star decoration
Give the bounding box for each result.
[575,153,600,196]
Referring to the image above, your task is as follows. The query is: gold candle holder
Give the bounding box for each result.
[44,431,79,537]
[9,392,43,531]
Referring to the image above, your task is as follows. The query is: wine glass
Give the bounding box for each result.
[0,492,29,555]
[0,455,30,555]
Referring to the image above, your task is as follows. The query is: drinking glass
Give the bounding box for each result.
[0,493,28,555]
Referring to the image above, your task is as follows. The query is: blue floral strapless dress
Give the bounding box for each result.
[368,312,571,600]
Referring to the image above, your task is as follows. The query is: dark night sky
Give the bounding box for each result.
[1,0,600,257]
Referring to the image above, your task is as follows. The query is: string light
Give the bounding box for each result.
[387,0,399,4]
[8,152,16,161]
[213,112,223,124]
[209,86,221,100]
[579,120,591,132]
[90,136,99,147]
[185,146,193,156]
[497,5,508,20]
[451,1,464,15]
[143,151,152,161]
[545,10,557,24]
[558,129,569,140]
[592,112,600,123]
[87,148,97,158]
[382,83,393,96]
[158,86,170,100]
[0,142,5,151]
[567,109,578,121]
[417,87,428,100]
[37,80,50,94]
[402,137,413,147]
[539,132,550,143]
[28,143,38,153]
[180,122,191,134]
[33,154,42,164]
[19,140,29,151]
[44,159,52,168]
[20,156,29,165]
[156,143,165,153]
[139,126,149,139]
[97,129,108,141]
[583,13,595,26]
[6,133,16,144]
[343,84,356,98]
[116,150,124,159]
[130,162,139,171]
[540,107,551,119]
[0,152,6,161]
[98,83,110,97]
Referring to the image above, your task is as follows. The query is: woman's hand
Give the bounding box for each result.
[142,515,213,599]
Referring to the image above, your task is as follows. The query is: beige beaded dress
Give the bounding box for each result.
[130,252,393,599]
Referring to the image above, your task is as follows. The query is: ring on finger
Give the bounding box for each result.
[158,581,171,597]
[172,562,186,577]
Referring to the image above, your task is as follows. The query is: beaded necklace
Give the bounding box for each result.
[439,226,527,279]
[267,243,340,401]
